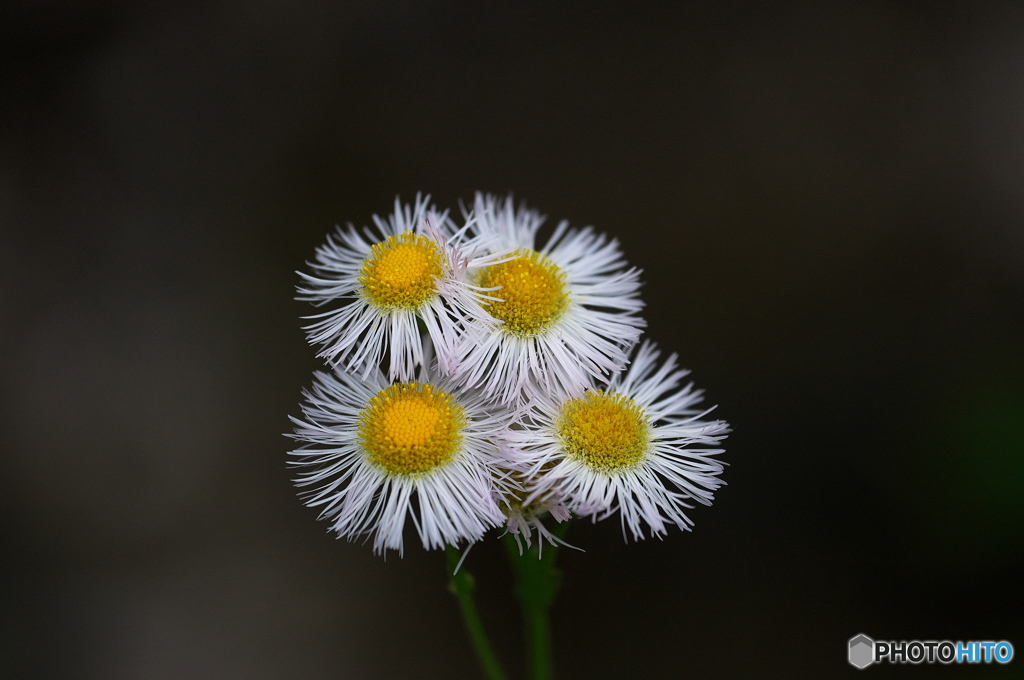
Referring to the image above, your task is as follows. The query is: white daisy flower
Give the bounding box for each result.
[507,340,729,541]
[288,359,511,555]
[297,194,494,381]
[502,490,572,554]
[455,193,645,404]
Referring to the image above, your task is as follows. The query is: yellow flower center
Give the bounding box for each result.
[477,249,570,336]
[556,391,650,472]
[360,231,443,310]
[359,383,465,475]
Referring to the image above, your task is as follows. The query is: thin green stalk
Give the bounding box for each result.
[446,545,509,680]
[502,524,570,680]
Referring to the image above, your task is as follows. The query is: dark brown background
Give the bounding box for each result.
[2,2,1022,678]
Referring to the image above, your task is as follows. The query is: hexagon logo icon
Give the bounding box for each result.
[849,634,874,669]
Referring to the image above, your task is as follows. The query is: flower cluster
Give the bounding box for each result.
[289,193,729,554]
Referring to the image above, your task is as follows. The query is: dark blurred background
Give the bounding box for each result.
[2,2,1022,678]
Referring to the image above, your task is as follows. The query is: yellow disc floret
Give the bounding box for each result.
[477,249,570,336]
[359,383,465,475]
[556,391,650,472]
[360,231,443,310]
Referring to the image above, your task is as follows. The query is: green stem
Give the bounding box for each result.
[502,524,570,680]
[446,545,509,680]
